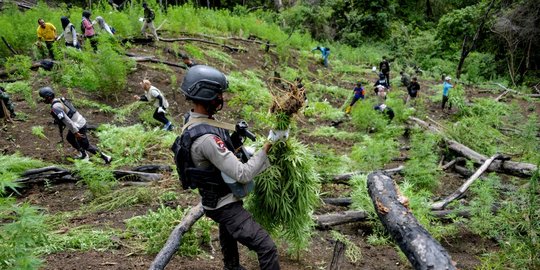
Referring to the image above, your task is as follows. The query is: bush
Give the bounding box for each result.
[2,81,36,108]
[73,160,117,198]
[350,134,399,171]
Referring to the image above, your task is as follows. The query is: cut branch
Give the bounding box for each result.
[329,165,404,184]
[367,172,456,269]
[314,210,368,230]
[431,154,503,210]
[409,116,537,177]
[328,241,346,270]
[158,37,247,52]
[149,203,204,270]
[441,157,466,170]
[126,53,186,69]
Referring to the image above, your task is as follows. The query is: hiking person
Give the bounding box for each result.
[36,18,57,59]
[94,16,115,35]
[406,77,420,105]
[400,71,410,87]
[374,72,389,98]
[311,46,330,67]
[182,55,197,68]
[133,79,173,131]
[379,56,390,84]
[0,86,16,120]
[345,81,365,114]
[81,10,97,51]
[141,2,159,40]
[374,103,394,121]
[442,76,453,110]
[57,16,80,49]
[173,65,282,270]
[38,87,112,163]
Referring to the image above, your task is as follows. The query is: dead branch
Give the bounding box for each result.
[431,154,504,210]
[441,157,466,170]
[454,165,474,177]
[112,170,163,182]
[126,53,187,69]
[329,165,404,184]
[0,0,33,9]
[132,165,172,173]
[409,116,537,177]
[322,197,353,207]
[1,36,17,55]
[158,37,247,52]
[328,241,346,270]
[314,210,368,230]
[495,90,510,101]
[367,172,456,270]
[149,203,205,270]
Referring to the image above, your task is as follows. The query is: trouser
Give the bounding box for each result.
[349,96,362,107]
[442,95,452,109]
[153,108,169,125]
[205,201,280,270]
[323,53,329,67]
[66,125,98,154]
[65,42,80,49]
[141,21,158,40]
[383,71,390,84]
[85,35,98,51]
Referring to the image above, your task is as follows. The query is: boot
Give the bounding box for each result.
[74,151,89,161]
[100,153,112,164]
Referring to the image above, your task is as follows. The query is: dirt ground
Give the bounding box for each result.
[2,35,535,269]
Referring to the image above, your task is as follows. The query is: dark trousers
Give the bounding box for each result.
[442,95,452,109]
[205,201,280,270]
[85,35,98,51]
[44,41,55,59]
[153,108,169,125]
[66,125,98,154]
[65,42,80,49]
[383,71,390,85]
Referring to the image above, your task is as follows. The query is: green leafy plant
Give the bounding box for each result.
[350,135,399,171]
[3,81,36,108]
[125,205,214,255]
[73,160,117,198]
[4,55,32,80]
[404,129,441,191]
[31,126,48,140]
[0,154,47,193]
[330,231,362,263]
[40,226,120,254]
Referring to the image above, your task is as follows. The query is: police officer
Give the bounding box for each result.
[176,65,282,270]
[133,79,173,131]
[38,87,112,163]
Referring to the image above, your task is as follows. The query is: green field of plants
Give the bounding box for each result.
[0,1,539,269]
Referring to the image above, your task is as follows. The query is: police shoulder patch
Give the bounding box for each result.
[212,135,226,152]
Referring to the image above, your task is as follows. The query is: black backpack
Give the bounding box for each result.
[53,97,77,118]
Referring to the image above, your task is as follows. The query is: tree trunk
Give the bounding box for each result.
[149,203,205,270]
[456,35,469,79]
[431,154,503,210]
[367,173,456,270]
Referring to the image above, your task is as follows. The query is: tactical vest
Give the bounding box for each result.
[51,98,77,126]
[172,123,235,208]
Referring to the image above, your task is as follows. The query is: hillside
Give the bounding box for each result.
[1,2,539,270]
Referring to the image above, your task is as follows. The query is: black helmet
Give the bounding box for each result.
[180,65,228,103]
[379,72,385,79]
[82,10,91,19]
[39,86,55,99]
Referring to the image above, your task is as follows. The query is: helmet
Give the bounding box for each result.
[379,72,385,79]
[82,10,91,19]
[142,2,148,8]
[180,65,228,103]
[38,86,55,99]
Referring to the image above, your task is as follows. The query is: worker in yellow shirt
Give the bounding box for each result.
[36,18,57,59]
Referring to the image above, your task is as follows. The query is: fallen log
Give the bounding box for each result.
[432,154,503,210]
[322,197,353,207]
[126,53,187,69]
[441,157,465,170]
[177,31,277,47]
[328,241,346,270]
[112,170,163,182]
[330,165,404,183]
[494,90,510,102]
[132,164,172,173]
[454,165,474,177]
[159,37,246,52]
[409,116,537,177]
[367,172,456,270]
[149,203,204,270]
[314,210,368,230]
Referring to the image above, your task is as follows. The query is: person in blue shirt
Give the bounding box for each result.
[442,76,453,110]
[346,81,365,114]
[312,46,330,67]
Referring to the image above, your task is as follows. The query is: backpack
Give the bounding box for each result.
[53,97,77,118]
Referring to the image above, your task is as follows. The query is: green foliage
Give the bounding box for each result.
[96,124,177,166]
[3,81,36,109]
[461,52,496,83]
[31,126,47,140]
[310,144,353,177]
[82,187,161,213]
[205,48,236,67]
[350,98,388,132]
[56,38,135,97]
[40,226,119,254]
[330,231,362,263]
[73,161,117,198]
[404,129,441,191]
[473,171,540,269]
[247,138,320,254]
[226,71,272,126]
[125,205,214,255]
[183,43,205,61]
[310,126,362,141]
[436,3,483,51]
[350,135,399,171]
[0,200,48,270]
[0,154,47,194]
[303,100,344,121]
[4,55,32,80]
[349,174,377,218]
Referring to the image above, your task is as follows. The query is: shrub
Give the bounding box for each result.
[3,81,36,108]
[404,129,442,191]
[350,135,399,171]
[0,154,47,194]
[4,55,32,80]
[40,226,119,254]
[73,160,117,198]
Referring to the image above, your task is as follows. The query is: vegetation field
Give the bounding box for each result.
[0,1,539,270]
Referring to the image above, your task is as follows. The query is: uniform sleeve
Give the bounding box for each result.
[52,103,79,133]
[195,134,270,184]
